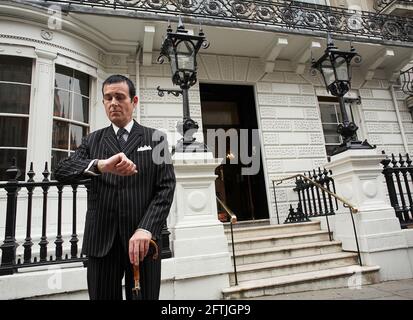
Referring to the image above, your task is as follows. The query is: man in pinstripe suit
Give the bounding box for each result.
[55,75,176,300]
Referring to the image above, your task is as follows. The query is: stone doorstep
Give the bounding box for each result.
[230,240,343,259]
[232,232,331,252]
[224,221,321,239]
[223,219,270,229]
[224,220,319,233]
[231,230,330,244]
[231,252,358,281]
[222,265,381,298]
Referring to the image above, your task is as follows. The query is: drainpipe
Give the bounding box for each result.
[390,85,409,153]
[135,43,141,123]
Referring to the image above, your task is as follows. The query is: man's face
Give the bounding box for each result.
[103,81,138,128]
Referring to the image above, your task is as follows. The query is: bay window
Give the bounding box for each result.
[52,65,90,172]
[0,55,32,181]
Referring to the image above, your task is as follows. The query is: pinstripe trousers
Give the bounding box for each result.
[87,232,162,300]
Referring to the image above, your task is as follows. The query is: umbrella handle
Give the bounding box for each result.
[132,240,159,293]
[133,264,141,292]
[149,239,159,260]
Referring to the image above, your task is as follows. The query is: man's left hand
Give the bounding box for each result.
[129,230,151,266]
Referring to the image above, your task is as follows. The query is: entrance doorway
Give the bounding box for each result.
[200,83,269,222]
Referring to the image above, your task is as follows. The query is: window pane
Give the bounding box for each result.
[52,120,69,149]
[72,94,89,123]
[322,123,339,135]
[0,149,26,181]
[0,83,31,114]
[69,124,88,151]
[0,116,28,147]
[319,104,337,123]
[51,150,69,177]
[0,56,32,83]
[54,89,71,119]
[325,135,341,144]
[55,65,72,91]
[73,70,90,97]
[336,105,343,123]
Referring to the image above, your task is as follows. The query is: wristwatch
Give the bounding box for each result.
[91,159,100,174]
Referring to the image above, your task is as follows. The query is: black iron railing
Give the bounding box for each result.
[381,153,413,229]
[400,66,413,96]
[272,172,362,266]
[20,0,413,45]
[374,0,412,12]
[272,168,338,224]
[0,161,172,276]
[216,196,238,285]
[0,162,89,275]
[284,203,310,224]
[294,168,338,219]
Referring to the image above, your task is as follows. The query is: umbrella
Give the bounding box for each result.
[131,239,159,300]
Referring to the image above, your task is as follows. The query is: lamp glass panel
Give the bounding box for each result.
[334,56,349,81]
[176,41,195,71]
[168,46,178,77]
[321,60,335,87]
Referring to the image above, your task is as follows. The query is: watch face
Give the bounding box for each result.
[93,160,99,173]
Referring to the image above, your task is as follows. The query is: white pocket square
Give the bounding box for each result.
[137,145,152,152]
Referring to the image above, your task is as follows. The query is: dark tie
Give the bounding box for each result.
[117,128,128,150]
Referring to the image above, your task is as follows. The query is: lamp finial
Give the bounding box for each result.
[327,32,334,48]
[177,15,185,33]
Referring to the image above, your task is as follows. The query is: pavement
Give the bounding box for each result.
[245,278,413,300]
[26,278,413,300]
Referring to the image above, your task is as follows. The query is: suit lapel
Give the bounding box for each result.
[103,125,121,155]
[123,121,144,157]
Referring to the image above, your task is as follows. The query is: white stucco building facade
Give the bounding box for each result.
[0,0,412,299]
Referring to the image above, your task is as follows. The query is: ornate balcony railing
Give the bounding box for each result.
[18,0,413,45]
[374,0,413,13]
[400,66,413,96]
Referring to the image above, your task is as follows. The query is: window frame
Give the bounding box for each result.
[0,55,35,181]
[51,64,91,172]
[318,96,359,156]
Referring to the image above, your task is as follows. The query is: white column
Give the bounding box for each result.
[26,49,57,176]
[325,149,413,281]
[92,69,109,131]
[161,153,232,299]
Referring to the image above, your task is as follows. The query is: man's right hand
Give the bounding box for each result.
[97,153,137,176]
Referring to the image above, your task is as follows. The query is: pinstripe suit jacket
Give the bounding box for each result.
[54,121,176,257]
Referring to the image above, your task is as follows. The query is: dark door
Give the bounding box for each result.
[200,83,269,222]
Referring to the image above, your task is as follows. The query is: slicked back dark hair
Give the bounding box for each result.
[102,74,136,99]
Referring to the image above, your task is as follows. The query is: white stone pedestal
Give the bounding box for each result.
[325,149,413,281]
[160,152,232,299]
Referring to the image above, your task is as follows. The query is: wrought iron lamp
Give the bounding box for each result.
[157,17,210,152]
[311,34,374,155]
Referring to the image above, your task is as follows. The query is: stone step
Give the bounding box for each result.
[225,221,321,240]
[223,219,270,230]
[229,252,359,284]
[222,265,381,299]
[230,241,343,266]
[230,230,331,252]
